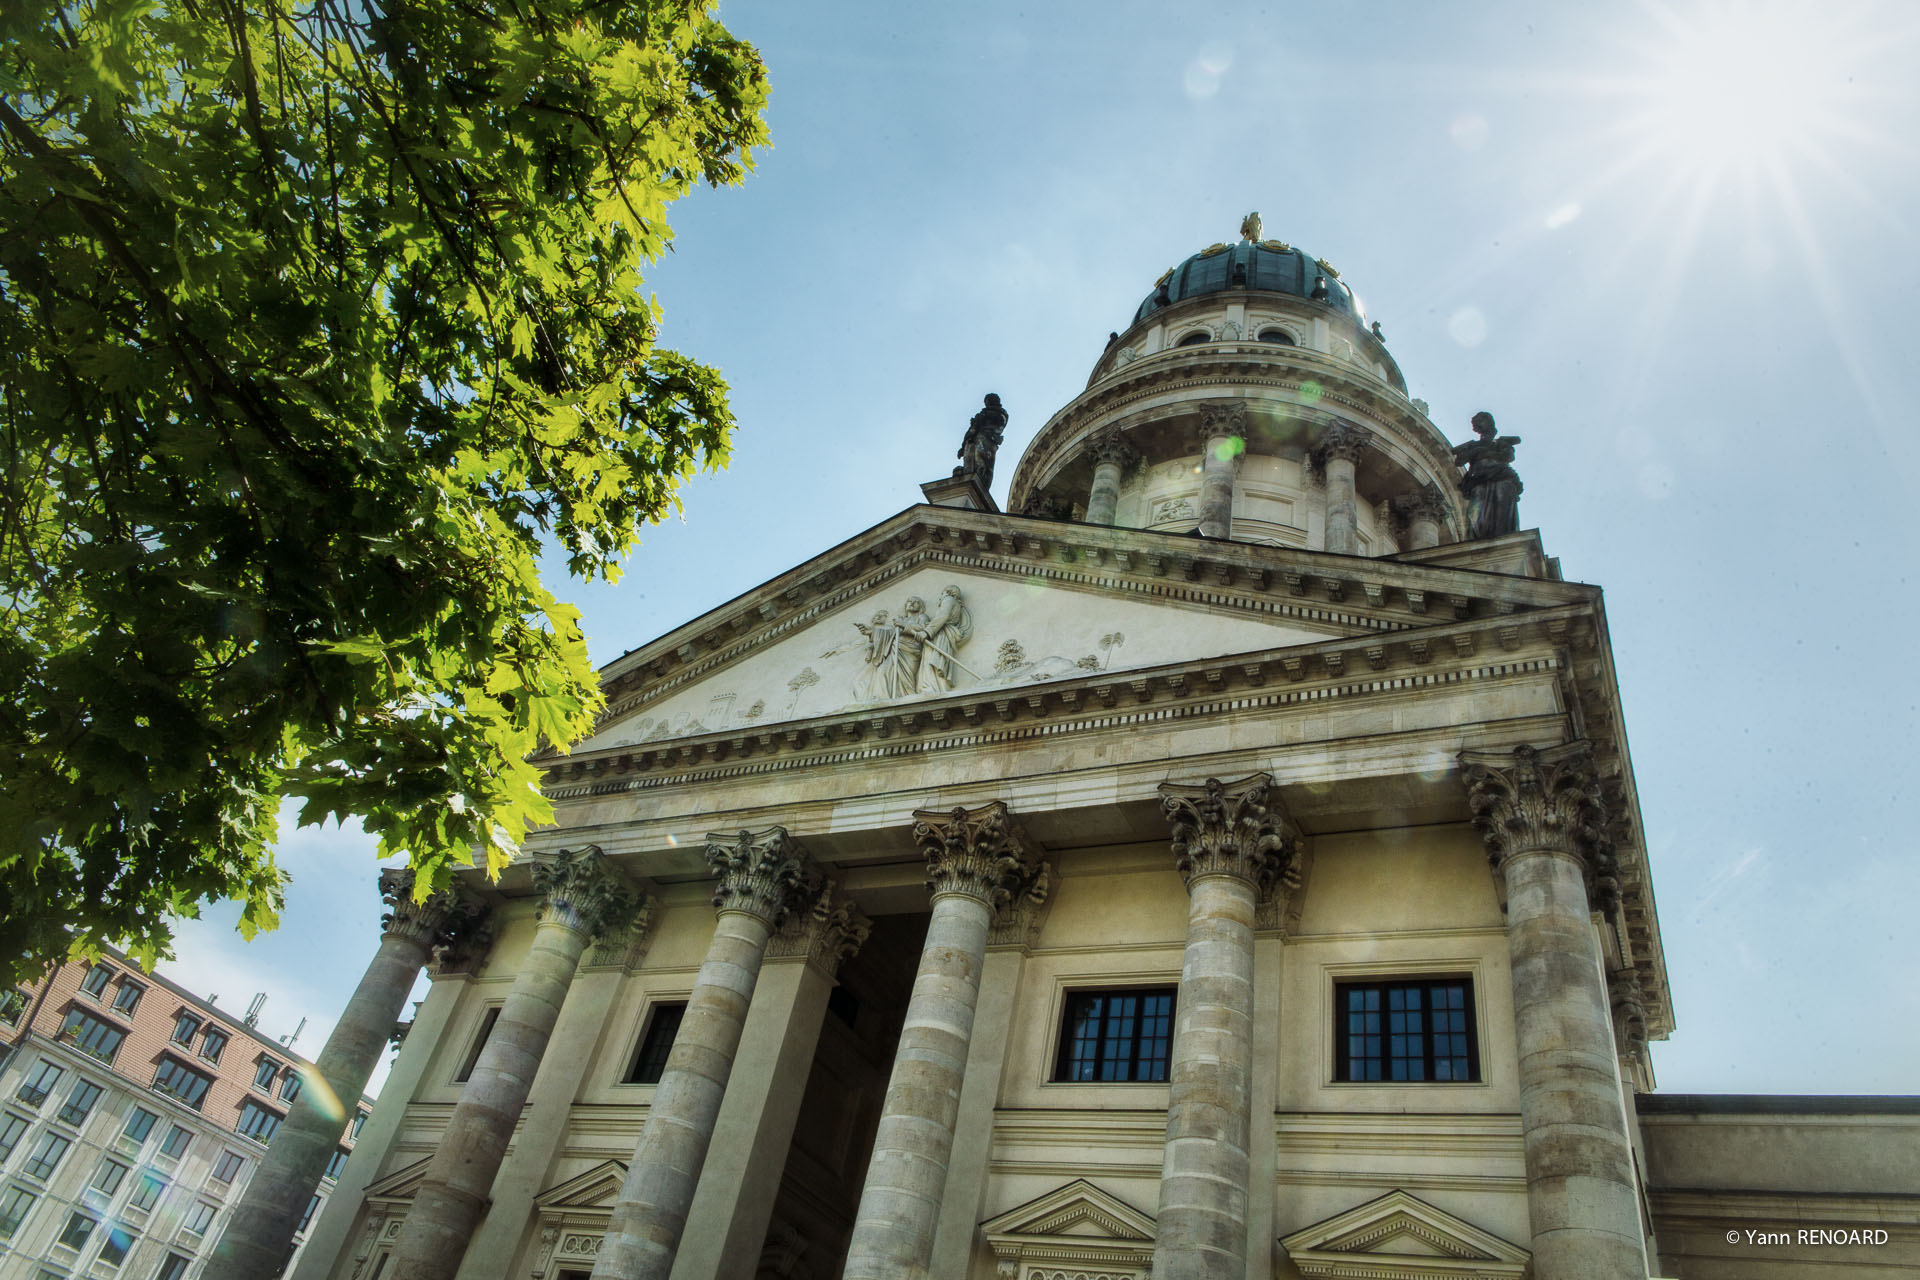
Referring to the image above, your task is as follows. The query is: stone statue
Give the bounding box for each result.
[831,585,976,701]
[1240,211,1262,242]
[955,393,1008,493]
[1310,274,1329,301]
[1451,410,1524,538]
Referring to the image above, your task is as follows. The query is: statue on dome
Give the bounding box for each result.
[1240,211,1262,242]
[1451,411,1524,538]
[955,393,1008,494]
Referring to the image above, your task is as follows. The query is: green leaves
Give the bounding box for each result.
[0,0,766,980]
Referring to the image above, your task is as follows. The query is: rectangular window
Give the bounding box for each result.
[18,1059,64,1106]
[171,1013,200,1046]
[1335,979,1480,1083]
[159,1125,192,1158]
[280,1071,302,1103]
[0,1111,29,1160]
[237,1101,283,1143]
[113,982,145,1016]
[253,1058,281,1090]
[181,1201,215,1236]
[199,1028,228,1065]
[156,1254,191,1280]
[351,1110,368,1139]
[0,1185,37,1238]
[1054,988,1176,1082]
[123,1108,159,1144]
[0,988,27,1026]
[57,1208,97,1249]
[623,1003,686,1085]
[211,1150,245,1184]
[298,1194,320,1232]
[25,1131,73,1179]
[324,1148,349,1180]
[92,1158,130,1196]
[455,1007,502,1083]
[152,1059,213,1110]
[81,965,114,998]
[129,1173,167,1212]
[60,1008,126,1065]
[99,1222,137,1267]
[58,1078,105,1126]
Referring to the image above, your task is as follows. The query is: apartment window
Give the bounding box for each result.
[237,1101,283,1143]
[81,965,114,998]
[351,1110,368,1139]
[155,1254,191,1280]
[211,1150,245,1184]
[0,1186,36,1238]
[92,1158,130,1197]
[623,1003,686,1086]
[25,1131,72,1179]
[324,1148,349,1180]
[171,1013,200,1046]
[58,1078,105,1126]
[1,1111,29,1159]
[159,1125,192,1158]
[59,1008,127,1065]
[129,1173,167,1212]
[0,988,27,1026]
[18,1059,64,1106]
[123,1108,159,1144]
[199,1028,228,1065]
[57,1208,97,1249]
[99,1222,137,1267]
[152,1058,213,1110]
[298,1193,320,1232]
[112,981,145,1016]
[1054,988,1175,1083]
[1335,979,1480,1083]
[453,1007,502,1084]
[280,1070,302,1103]
[181,1201,215,1236]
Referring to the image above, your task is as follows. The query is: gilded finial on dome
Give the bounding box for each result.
[1240,211,1262,242]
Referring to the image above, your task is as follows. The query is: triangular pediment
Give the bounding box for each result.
[983,1178,1157,1243]
[1280,1190,1530,1278]
[576,558,1350,751]
[533,1159,629,1210]
[362,1156,432,1205]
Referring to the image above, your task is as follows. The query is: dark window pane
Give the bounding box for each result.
[625,1004,686,1085]
[1055,988,1177,1083]
[1335,979,1478,1084]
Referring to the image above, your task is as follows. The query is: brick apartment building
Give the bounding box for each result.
[0,951,372,1280]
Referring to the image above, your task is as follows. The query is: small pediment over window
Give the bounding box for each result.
[532,1159,629,1211]
[1279,1190,1530,1278]
[982,1178,1155,1278]
[361,1156,433,1209]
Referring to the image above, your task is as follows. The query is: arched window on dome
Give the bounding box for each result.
[1176,330,1212,347]
[1256,328,1296,345]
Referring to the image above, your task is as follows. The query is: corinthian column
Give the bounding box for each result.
[1195,403,1246,538]
[387,848,636,1280]
[591,828,821,1280]
[1405,482,1448,550]
[1313,422,1372,555]
[1153,775,1294,1280]
[843,803,1042,1280]
[1460,743,1648,1280]
[206,872,484,1280]
[1085,429,1141,527]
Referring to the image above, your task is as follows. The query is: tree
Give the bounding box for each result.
[0,0,768,980]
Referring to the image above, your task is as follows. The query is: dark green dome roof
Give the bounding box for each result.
[1134,239,1358,324]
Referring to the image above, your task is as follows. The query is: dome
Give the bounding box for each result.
[1134,238,1359,325]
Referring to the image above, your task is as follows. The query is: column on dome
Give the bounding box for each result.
[1084,428,1141,527]
[387,848,638,1280]
[1151,775,1296,1280]
[1195,402,1246,538]
[1313,422,1373,555]
[1459,743,1648,1280]
[842,803,1043,1280]
[206,872,486,1280]
[1405,482,1448,550]
[669,882,872,1280]
[591,828,825,1280]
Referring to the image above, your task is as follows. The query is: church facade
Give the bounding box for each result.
[289,225,1916,1280]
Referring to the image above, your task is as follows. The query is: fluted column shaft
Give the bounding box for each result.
[388,849,633,1280]
[207,873,477,1280]
[844,803,1040,1280]
[592,827,821,1280]
[1463,744,1648,1280]
[1152,775,1292,1280]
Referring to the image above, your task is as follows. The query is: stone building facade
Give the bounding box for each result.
[291,228,1916,1280]
[0,949,370,1280]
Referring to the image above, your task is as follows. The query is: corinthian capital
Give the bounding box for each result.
[766,880,871,976]
[379,868,485,954]
[1088,428,1142,473]
[530,845,641,940]
[1609,967,1649,1058]
[912,802,1042,909]
[1312,421,1373,469]
[1196,401,1248,447]
[1458,742,1608,870]
[1159,773,1296,891]
[704,826,821,928]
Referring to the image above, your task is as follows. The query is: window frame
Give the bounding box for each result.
[170,1012,201,1047]
[622,1000,688,1086]
[211,1150,246,1184]
[80,965,114,998]
[252,1056,281,1091]
[92,1157,130,1197]
[18,1059,64,1106]
[129,1172,167,1213]
[0,1185,37,1239]
[123,1107,159,1145]
[158,1125,192,1159]
[151,1057,214,1110]
[199,1026,229,1065]
[25,1130,73,1180]
[0,988,28,1026]
[454,1005,503,1084]
[0,1110,30,1160]
[324,1147,350,1181]
[237,1100,284,1144]
[58,1077,106,1126]
[56,1207,98,1250]
[1051,986,1178,1084]
[155,1254,191,1280]
[98,1221,137,1267]
[112,980,145,1016]
[180,1200,216,1237]
[1332,974,1483,1085]
[59,1007,128,1065]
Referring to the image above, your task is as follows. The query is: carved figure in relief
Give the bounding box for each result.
[1451,410,1524,538]
[918,584,975,691]
[829,585,977,702]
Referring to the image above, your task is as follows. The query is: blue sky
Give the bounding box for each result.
[167,1,1920,1096]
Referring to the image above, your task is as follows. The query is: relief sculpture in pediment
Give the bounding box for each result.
[826,584,976,702]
